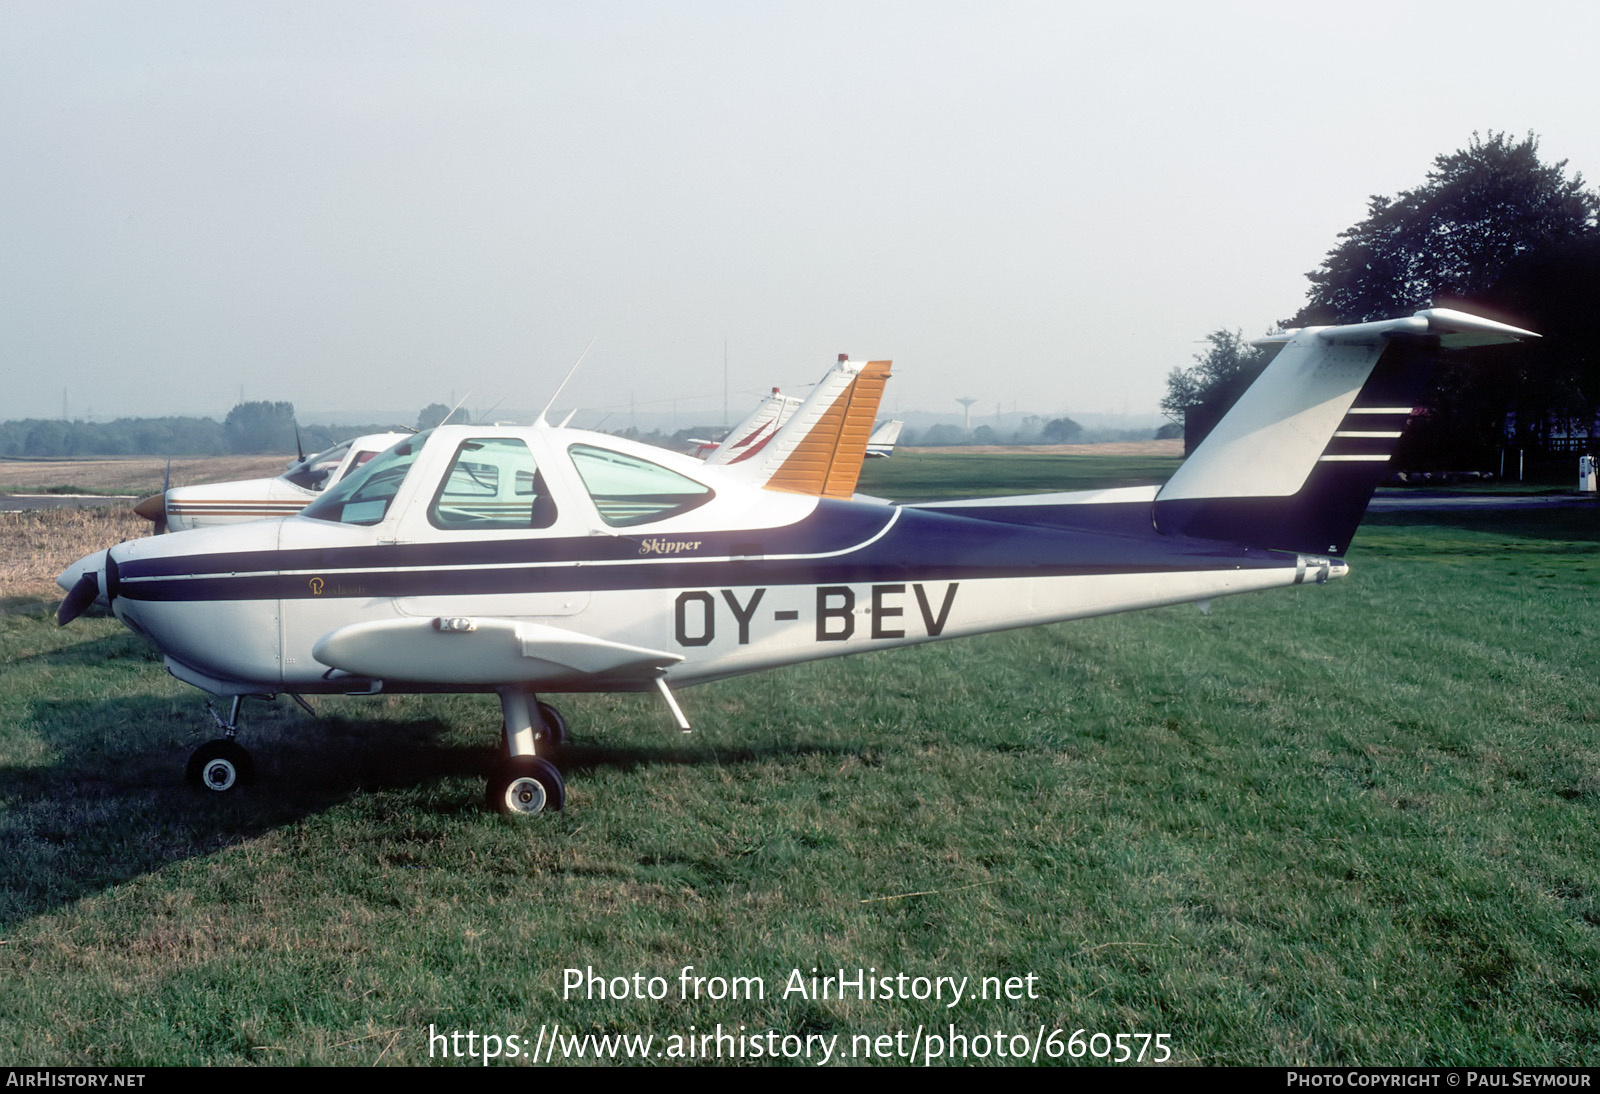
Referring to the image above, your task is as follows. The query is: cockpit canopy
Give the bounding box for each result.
[299,429,718,531]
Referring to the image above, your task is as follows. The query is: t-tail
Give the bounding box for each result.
[1153,308,1536,556]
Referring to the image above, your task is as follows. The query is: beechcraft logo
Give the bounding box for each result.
[309,578,325,595]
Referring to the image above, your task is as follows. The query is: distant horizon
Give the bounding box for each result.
[15,404,1168,433]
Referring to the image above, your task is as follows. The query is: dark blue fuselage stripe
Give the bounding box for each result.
[115,502,1298,604]
[120,558,1262,602]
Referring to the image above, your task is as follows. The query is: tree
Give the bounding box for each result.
[417,403,468,431]
[1289,132,1600,464]
[1160,330,1270,452]
[1292,132,1599,326]
[1041,417,1083,443]
[1480,233,1600,451]
[920,423,968,446]
[223,401,296,454]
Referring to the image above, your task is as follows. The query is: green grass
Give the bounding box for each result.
[857,451,1181,500]
[1,458,1596,1066]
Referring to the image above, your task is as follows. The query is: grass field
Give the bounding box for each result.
[1,453,1596,1066]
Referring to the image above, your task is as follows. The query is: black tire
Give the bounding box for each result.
[536,701,570,747]
[185,739,254,792]
[486,755,566,816]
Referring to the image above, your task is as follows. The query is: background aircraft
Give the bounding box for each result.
[57,309,1534,816]
[694,358,903,466]
[864,419,904,458]
[134,432,410,533]
[686,387,803,460]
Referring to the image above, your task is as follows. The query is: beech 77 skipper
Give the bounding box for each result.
[57,309,1534,815]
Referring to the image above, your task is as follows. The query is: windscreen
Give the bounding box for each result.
[301,431,431,525]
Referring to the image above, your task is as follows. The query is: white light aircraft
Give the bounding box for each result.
[57,309,1534,816]
[134,432,410,533]
[864,419,904,459]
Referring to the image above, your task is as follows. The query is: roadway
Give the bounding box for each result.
[1,494,136,512]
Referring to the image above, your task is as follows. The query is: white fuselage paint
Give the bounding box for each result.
[92,423,1319,698]
[120,559,1298,696]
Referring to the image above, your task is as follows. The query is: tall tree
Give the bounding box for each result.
[1161,329,1270,453]
[1293,132,1598,326]
[1290,132,1600,464]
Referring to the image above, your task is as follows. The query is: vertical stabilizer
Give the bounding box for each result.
[762,359,893,498]
[1154,308,1536,555]
[702,388,805,466]
[865,419,905,458]
[711,356,894,497]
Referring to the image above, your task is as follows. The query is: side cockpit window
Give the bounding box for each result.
[428,438,557,530]
[301,432,430,526]
[568,445,713,527]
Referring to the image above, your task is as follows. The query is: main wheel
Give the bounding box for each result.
[500,702,571,752]
[185,739,254,792]
[487,755,566,816]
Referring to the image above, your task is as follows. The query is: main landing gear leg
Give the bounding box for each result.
[186,695,255,793]
[488,687,566,816]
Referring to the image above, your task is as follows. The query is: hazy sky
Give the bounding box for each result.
[4,1,1598,426]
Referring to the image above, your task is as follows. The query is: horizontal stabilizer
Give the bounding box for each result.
[313,617,683,687]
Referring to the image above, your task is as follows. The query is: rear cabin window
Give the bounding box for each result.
[568,445,714,527]
[428,438,557,530]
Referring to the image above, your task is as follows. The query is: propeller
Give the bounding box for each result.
[132,458,170,533]
[56,572,99,626]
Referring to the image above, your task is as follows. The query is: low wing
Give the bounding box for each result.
[312,617,683,689]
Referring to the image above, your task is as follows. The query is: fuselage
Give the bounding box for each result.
[149,433,409,532]
[89,424,1335,698]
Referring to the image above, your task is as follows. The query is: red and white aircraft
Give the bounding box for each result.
[692,357,903,465]
[58,309,1534,816]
